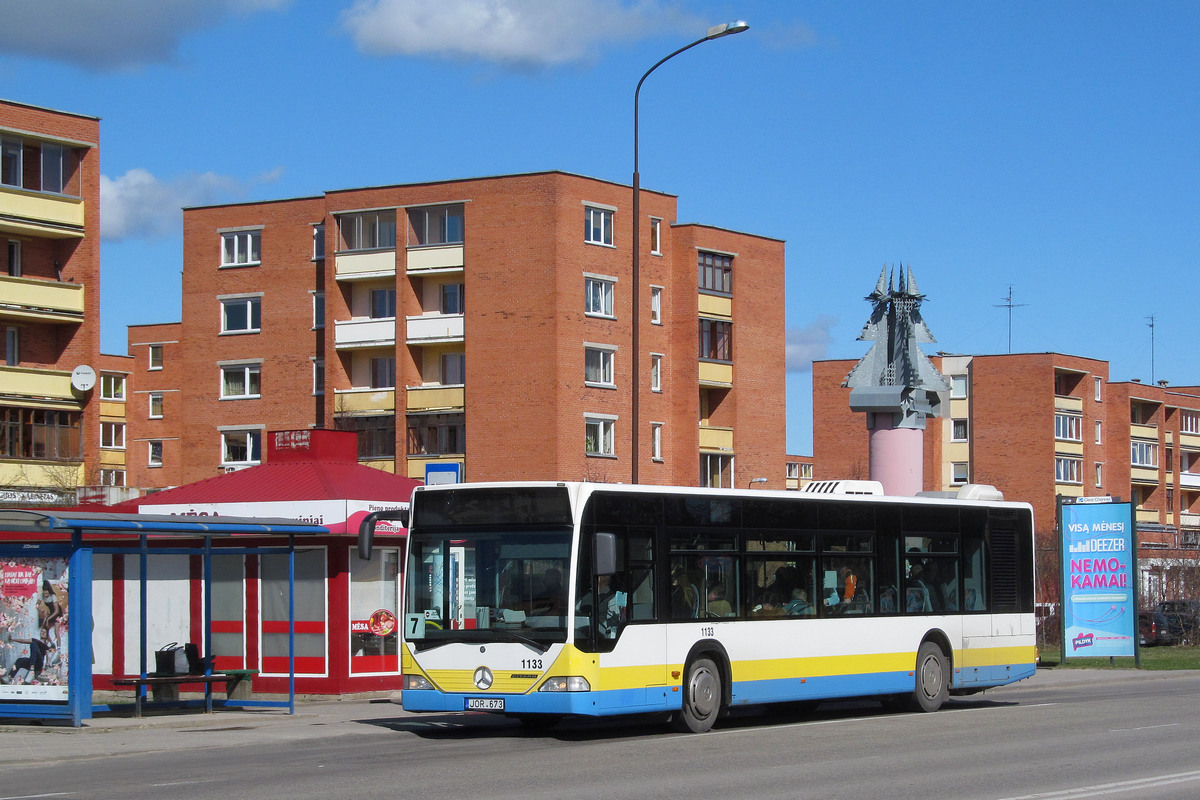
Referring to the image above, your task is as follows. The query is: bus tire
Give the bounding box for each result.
[909,641,949,713]
[673,656,722,733]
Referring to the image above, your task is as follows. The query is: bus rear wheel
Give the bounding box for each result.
[673,656,722,733]
[908,641,949,712]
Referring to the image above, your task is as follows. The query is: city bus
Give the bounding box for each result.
[362,480,1036,732]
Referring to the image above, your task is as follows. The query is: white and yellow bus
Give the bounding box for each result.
[368,480,1036,732]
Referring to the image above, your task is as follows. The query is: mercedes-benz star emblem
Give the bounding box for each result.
[473,666,494,690]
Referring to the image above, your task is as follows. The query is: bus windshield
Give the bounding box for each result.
[405,528,573,649]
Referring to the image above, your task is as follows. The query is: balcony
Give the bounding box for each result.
[1180,472,1200,490]
[1054,395,1083,413]
[405,313,464,344]
[0,186,85,238]
[0,275,85,324]
[405,455,464,481]
[1135,508,1160,524]
[334,317,396,350]
[699,361,733,388]
[334,250,396,281]
[699,425,734,452]
[1130,465,1159,484]
[406,244,464,273]
[406,385,464,412]
[1180,512,1200,530]
[333,388,395,413]
[0,365,78,406]
[698,293,732,318]
[1130,422,1157,440]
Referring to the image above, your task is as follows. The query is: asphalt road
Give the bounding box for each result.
[3,671,1198,800]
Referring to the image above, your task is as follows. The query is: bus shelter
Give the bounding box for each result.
[0,509,328,727]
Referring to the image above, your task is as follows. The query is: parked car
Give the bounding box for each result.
[1139,610,1175,647]
[1157,600,1200,644]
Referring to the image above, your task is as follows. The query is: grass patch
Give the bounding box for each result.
[1039,644,1200,670]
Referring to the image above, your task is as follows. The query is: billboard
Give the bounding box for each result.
[0,556,70,702]
[1060,500,1136,658]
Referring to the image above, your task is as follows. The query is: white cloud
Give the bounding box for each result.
[786,315,837,373]
[100,167,283,241]
[0,0,290,71]
[341,0,698,68]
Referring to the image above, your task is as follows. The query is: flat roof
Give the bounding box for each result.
[0,509,329,537]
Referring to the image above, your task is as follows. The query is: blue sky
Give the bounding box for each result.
[3,1,1198,456]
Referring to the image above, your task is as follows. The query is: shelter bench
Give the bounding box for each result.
[111,670,257,717]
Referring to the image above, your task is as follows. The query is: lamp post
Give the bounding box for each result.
[631,20,749,484]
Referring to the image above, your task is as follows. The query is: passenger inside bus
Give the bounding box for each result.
[785,588,814,616]
[706,583,733,617]
[670,567,698,618]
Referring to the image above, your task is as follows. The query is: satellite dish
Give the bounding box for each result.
[71,364,97,392]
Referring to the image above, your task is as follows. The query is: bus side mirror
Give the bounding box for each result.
[595,532,617,576]
[357,509,410,562]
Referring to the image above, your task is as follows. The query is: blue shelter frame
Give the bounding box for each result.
[0,509,328,726]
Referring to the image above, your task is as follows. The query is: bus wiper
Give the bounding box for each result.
[488,628,550,653]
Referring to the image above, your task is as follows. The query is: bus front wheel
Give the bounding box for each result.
[673,657,722,733]
[909,641,949,713]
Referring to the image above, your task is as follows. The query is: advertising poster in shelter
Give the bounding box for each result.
[1060,500,1135,658]
[0,557,69,701]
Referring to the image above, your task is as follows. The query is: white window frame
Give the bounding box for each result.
[100,422,125,450]
[221,429,262,466]
[41,143,66,193]
[950,375,968,399]
[1181,411,1200,435]
[1095,421,1103,444]
[585,414,617,457]
[1055,456,1082,484]
[951,462,969,485]
[1054,413,1082,442]
[220,362,262,400]
[951,418,968,442]
[584,205,614,247]
[701,453,734,489]
[148,440,163,467]
[312,223,325,260]
[650,285,663,325]
[338,210,396,252]
[651,422,663,462]
[100,373,126,401]
[649,217,662,255]
[312,291,325,329]
[584,274,616,318]
[1095,462,1103,487]
[148,344,163,370]
[220,294,262,334]
[1094,376,1103,401]
[148,392,164,419]
[1131,439,1158,468]
[786,462,800,480]
[220,229,261,267]
[584,345,616,388]
[650,353,663,393]
[99,468,125,487]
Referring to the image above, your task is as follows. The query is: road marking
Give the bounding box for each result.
[995,769,1200,799]
[1109,722,1180,733]
[0,794,73,799]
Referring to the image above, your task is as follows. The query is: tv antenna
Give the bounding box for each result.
[994,285,1027,354]
[1147,314,1156,384]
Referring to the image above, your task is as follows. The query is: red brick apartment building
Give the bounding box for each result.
[1,99,103,503]
[127,171,787,490]
[813,352,1200,603]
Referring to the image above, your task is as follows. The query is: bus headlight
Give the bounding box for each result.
[405,674,433,691]
[539,676,590,692]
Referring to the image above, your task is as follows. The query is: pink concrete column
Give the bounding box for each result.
[868,423,924,496]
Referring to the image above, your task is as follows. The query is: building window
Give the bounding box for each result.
[222,430,262,466]
[406,412,465,455]
[698,251,732,294]
[99,468,125,487]
[440,283,465,315]
[1095,421,1103,444]
[221,363,261,399]
[369,288,396,319]
[313,359,325,396]
[221,230,261,266]
[0,408,81,460]
[801,463,814,480]
[1055,456,1082,484]
[440,353,465,385]
[371,357,396,389]
[5,327,18,366]
[100,373,126,401]
[41,143,67,193]
[313,223,325,259]
[786,462,800,480]
[584,346,615,387]
[951,418,969,441]
[1054,413,1082,442]
[1095,462,1103,487]
[650,353,663,392]
[409,204,464,246]
[149,392,164,419]
[585,276,615,317]
[585,416,616,456]
[699,318,733,362]
[650,218,662,255]
[951,462,969,484]
[950,375,968,399]
[585,206,613,246]
[148,440,163,466]
[1094,376,1103,401]
[651,422,663,461]
[221,296,262,334]
[6,239,21,277]
[1,137,21,187]
[701,453,733,488]
[341,415,396,459]
[312,291,325,328]
[1181,411,1200,435]
[1131,439,1158,468]
[100,422,125,450]
[650,286,662,324]
[148,344,163,370]
[339,210,396,251]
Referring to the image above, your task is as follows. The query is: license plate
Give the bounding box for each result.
[466,697,504,711]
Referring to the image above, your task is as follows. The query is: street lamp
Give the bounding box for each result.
[630,20,749,484]
[747,477,768,489]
